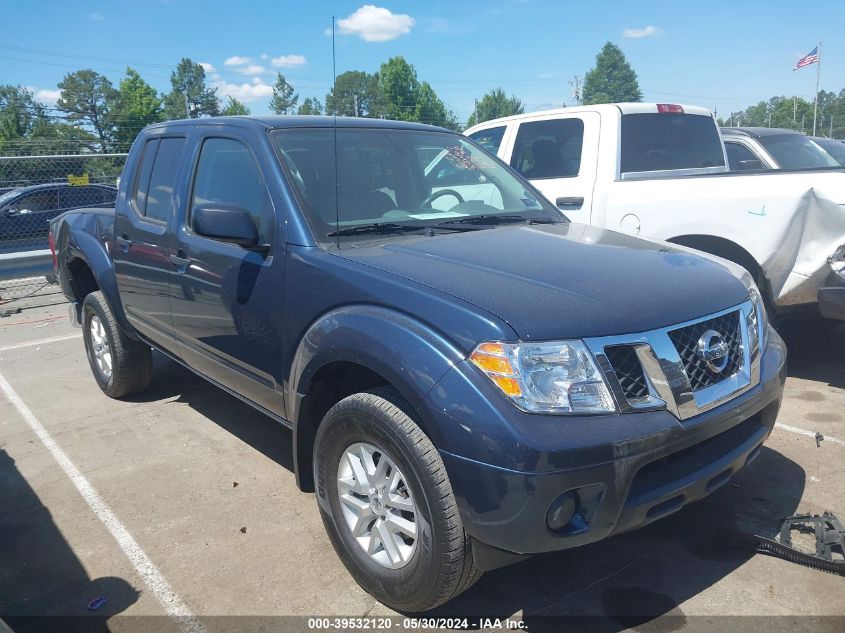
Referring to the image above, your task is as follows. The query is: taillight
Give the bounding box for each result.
[657,103,684,114]
[48,231,58,270]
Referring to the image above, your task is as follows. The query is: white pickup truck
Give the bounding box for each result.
[462,103,845,321]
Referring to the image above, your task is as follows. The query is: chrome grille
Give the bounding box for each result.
[605,345,649,400]
[667,311,743,391]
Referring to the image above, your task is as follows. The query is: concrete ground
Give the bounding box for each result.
[1,293,843,632]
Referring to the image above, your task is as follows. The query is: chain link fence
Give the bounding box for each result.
[0,153,126,314]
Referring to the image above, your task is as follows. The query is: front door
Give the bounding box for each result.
[169,133,286,416]
[113,135,186,351]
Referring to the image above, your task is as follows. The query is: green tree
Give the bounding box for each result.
[377,57,420,122]
[113,68,162,147]
[466,88,524,127]
[415,82,451,127]
[297,97,323,115]
[162,58,220,119]
[325,71,380,117]
[270,73,298,114]
[0,86,49,143]
[56,69,118,148]
[221,96,250,116]
[582,42,642,105]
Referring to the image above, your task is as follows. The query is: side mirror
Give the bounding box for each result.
[192,204,261,248]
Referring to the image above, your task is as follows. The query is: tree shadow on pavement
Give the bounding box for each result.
[0,448,140,633]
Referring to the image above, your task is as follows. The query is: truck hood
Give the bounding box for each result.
[334,223,750,340]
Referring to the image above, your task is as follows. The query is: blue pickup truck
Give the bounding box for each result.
[50,116,786,612]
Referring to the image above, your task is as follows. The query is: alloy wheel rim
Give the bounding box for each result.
[89,315,113,380]
[336,442,418,569]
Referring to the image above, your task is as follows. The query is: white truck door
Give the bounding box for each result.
[504,112,600,220]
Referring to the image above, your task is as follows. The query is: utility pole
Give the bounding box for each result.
[801,112,805,134]
[767,104,772,127]
[569,75,582,106]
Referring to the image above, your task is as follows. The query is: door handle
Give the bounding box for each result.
[169,253,191,270]
[115,235,132,252]
[556,196,585,209]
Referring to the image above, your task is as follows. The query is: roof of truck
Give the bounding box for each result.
[720,127,802,138]
[145,115,449,133]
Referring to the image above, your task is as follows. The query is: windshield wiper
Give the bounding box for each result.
[434,214,560,228]
[327,222,428,237]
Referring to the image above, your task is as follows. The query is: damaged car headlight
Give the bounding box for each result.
[469,340,616,414]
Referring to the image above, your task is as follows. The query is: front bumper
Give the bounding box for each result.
[420,329,786,571]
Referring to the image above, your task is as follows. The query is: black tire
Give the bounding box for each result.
[82,291,153,398]
[314,387,482,612]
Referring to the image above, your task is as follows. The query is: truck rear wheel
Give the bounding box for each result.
[314,387,481,612]
[82,291,153,398]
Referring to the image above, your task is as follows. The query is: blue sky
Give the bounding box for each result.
[2,0,843,122]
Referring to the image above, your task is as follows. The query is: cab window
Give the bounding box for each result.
[510,119,584,179]
[467,126,506,155]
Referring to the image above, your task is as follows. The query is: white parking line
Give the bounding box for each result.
[0,372,207,633]
[775,422,845,446]
[0,333,82,352]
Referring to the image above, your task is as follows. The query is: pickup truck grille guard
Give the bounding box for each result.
[585,300,760,421]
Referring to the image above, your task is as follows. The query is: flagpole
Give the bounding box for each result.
[813,40,821,136]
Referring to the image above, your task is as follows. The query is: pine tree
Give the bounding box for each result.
[270,74,298,114]
[582,42,643,105]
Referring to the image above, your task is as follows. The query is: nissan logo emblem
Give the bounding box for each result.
[697,330,730,373]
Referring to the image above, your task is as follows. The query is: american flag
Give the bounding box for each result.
[794,46,819,70]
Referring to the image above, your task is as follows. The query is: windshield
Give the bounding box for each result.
[271,127,561,244]
[813,139,845,166]
[758,134,840,169]
[620,113,725,175]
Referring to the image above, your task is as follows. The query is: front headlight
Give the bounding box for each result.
[469,340,616,414]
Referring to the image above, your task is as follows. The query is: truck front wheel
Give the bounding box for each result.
[314,388,481,612]
[82,291,153,398]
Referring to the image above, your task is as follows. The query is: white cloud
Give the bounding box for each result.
[337,5,415,42]
[237,64,267,75]
[199,62,216,73]
[224,55,251,66]
[260,53,268,60]
[271,54,306,68]
[32,88,61,105]
[89,12,104,21]
[623,25,662,38]
[213,79,273,103]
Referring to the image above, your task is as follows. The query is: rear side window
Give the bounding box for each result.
[132,139,158,215]
[13,189,58,213]
[145,138,186,221]
[510,119,584,179]
[467,126,506,155]
[725,142,765,171]
[191,138,274,243]
[620,114,724,174]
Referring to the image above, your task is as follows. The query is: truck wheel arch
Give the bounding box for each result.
[288,306,465,492]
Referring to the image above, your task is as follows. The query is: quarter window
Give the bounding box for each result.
[725,142,765,171]
[510,119,584,179]
[191,138,273,243]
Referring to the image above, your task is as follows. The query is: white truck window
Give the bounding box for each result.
[725,141,765,171]
[509,119,584,180]
[467,126,506,155]
[620,114,724,175]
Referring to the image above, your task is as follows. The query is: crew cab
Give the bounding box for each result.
[465,104,845,322]
[51,116,786,612]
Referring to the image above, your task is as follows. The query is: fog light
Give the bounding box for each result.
[546,491,577,531]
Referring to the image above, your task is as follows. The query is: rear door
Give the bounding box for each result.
[505,113,600,219]
[113,135,187,350]
[169,130,287,415]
